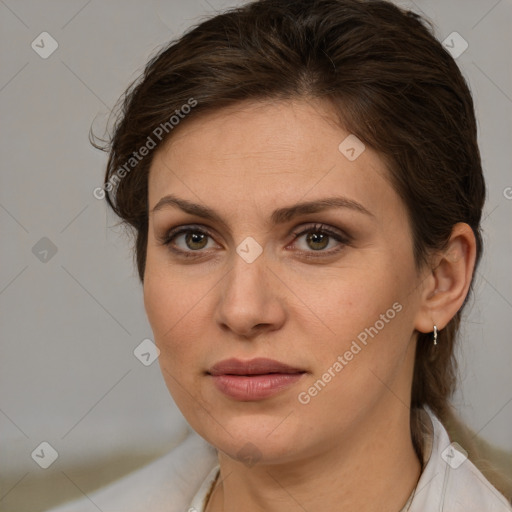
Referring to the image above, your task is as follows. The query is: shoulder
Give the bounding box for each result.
[411,407,512,512]
[45,430,218,512]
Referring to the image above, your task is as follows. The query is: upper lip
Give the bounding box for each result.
[208,357,305,376]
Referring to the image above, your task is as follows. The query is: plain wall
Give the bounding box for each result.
[0,1,511,511]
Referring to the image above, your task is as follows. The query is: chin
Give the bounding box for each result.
[194,413,307,465]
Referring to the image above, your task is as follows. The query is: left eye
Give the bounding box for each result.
[160,223,348,258]
[291,224,348,255]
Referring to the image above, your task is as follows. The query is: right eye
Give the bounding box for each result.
[160,225,219,258]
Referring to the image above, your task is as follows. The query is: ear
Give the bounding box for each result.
[414,223,477,334]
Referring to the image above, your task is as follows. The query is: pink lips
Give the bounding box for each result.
[207,357,306,401]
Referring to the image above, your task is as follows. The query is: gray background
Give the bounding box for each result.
[0,1,511,511]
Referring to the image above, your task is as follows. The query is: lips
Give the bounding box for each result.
[207,358,306,401]
[208,357,305,376]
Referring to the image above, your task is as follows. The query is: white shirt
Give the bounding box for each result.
[47,407,512,512]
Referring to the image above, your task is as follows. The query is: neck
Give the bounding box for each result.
[206,401,422,512]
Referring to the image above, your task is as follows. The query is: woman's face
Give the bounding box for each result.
[144,99,426,464]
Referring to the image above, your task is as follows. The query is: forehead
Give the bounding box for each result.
[153,98,349,169]
[147,98,399,222]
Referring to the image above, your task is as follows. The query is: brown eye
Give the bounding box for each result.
[304,231,330,251]
[183,231,209,250]
[161,226,216,257]
[291,223,349,257]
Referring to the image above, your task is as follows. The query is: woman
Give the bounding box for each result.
[50,0,512,510]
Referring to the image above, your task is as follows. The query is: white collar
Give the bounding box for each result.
[409,406,511,511]
[188,406,512,512]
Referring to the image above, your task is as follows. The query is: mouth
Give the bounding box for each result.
[207,358,306,401]
[207,357,305,376]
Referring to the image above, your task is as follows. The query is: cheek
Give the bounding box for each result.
[301,257,417,389]
[309,264,406,334]
[144,247,192,337]
[143,267,189,363]
[143,273,203,412]
[143,260,214,377]
[143,272,170,342]
[296,284,415,426]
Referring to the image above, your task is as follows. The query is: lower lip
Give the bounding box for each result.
[210,373,305,400]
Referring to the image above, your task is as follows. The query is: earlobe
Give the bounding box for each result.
[414,223,477,334]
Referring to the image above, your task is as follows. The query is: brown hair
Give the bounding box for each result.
[94,0,511,499]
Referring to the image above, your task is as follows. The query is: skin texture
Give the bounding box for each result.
[143,98,476,512]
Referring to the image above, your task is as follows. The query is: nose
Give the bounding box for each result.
[214,253,286,340]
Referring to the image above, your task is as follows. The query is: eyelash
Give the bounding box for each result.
[159,223,350,260]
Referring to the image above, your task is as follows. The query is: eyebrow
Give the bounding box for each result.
[151,194,374,226]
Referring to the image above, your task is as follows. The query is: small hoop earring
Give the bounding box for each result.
[433,325,438,346]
